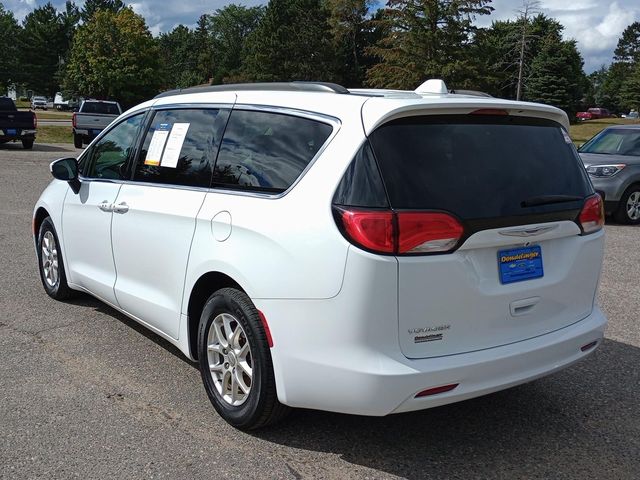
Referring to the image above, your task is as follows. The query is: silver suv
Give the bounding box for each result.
[579,125,640,224]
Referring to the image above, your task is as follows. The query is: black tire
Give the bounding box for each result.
[22,139,34,149]
[73,134,82,149]
[36,217,75,300]
[613,184,640,225]
[198,288,290,430]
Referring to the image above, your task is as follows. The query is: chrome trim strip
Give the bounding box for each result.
[498,225,558,237]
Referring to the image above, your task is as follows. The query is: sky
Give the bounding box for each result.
[5,0,640,73]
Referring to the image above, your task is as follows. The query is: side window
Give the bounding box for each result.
[212,110,333,193]
[133,109,228,187]
[85,113,144,180]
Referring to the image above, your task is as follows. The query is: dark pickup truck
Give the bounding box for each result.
[0,97,37,149]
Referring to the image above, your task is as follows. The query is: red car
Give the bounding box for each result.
[576,108,612,121]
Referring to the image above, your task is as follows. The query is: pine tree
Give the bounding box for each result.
[243,0,336,82]
[614,21,640,64]
[620,63,640,110]
[81,0,125,22]
[20,3,70,96]
[208,5,265,84]
[525,33,586,115]
[326,0,372,87]
[0,3,22,91]
[366,0,493,90]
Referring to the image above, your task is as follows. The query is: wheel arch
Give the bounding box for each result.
[186,271,245,360]
[33,206,50,240]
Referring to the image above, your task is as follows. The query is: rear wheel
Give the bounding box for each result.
[614,185,640,224]
[197,288,289,430]
[37,217,75,300]
[22,139,34,149]
[73,134,82,149]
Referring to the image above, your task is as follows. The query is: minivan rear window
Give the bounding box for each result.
[368,115,592,219]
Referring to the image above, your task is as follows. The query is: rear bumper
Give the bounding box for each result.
[0,131,36,142]
[261,297,606,416]
[73,128,102,140]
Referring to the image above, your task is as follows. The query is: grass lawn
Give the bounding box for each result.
[569,118,640,146]
[37,125,73,144]
[35,111,73,120]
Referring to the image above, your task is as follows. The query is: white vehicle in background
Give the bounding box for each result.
[30,96,48,110]
[33,80,607,430]
[54,92,70,111]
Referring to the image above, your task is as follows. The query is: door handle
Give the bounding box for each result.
[98,201,112,212]
[112,202,129,214]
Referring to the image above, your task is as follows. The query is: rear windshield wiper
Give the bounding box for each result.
[521,195,583,208]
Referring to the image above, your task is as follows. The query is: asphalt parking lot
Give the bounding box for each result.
[1,142,639,479]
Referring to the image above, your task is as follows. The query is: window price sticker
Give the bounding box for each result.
[144,123,171,166]
[160,123,190,168]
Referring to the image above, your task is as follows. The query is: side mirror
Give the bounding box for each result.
[50,157,81,194]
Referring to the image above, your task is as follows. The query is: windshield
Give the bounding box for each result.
[368,115,592,219]
[579,128,640,156]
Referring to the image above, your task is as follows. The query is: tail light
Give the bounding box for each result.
[334,207,464,255]
[72,113,77,128]
[33,114,37,129]
[579,194,604,234]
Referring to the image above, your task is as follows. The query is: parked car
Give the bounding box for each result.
[0,96,37,149]
[30,96,48,110]
[72,99,122,148]
[34,80,607,430]
[579,125,640,224]
[576,108,612,121]
[626,111,639,120]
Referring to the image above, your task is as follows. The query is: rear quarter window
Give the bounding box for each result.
[212,110,333,193]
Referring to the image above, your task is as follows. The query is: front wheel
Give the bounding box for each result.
[37,217,75,300]
[614,185,640,224]
[197,288,289,430]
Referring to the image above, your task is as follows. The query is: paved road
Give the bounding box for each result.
[1,143,639,479]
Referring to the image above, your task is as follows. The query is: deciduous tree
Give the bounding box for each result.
[63,8,161,107]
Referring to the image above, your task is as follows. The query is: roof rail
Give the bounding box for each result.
[154,81,350,99]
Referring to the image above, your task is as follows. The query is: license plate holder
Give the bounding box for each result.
[498,246,543,284]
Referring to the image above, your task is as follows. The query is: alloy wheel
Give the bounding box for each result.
[41,231,59,288]
[626,191,640,221]
[206,313,253,406]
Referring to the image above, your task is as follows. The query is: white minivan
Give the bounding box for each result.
[34,81,607,429]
